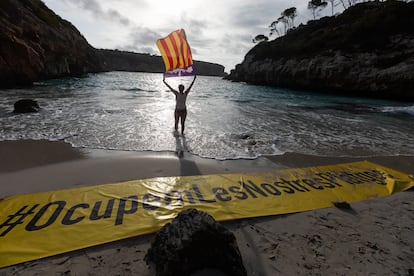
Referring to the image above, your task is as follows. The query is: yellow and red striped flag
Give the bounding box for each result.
[156,29,195,77]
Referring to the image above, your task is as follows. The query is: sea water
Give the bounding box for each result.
[1,71,413,160]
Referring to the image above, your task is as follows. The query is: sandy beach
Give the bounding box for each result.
[0,140,413,275]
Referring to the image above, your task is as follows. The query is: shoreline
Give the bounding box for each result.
[1,139,413,275]
[0,139,413,197]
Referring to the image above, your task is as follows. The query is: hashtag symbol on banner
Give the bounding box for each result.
[0,205,39,237]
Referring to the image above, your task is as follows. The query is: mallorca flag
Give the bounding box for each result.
[156,29,195,77]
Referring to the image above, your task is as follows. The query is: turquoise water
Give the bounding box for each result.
[1,71,413,159]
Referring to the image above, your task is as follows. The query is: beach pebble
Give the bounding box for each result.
[332,201,351,209]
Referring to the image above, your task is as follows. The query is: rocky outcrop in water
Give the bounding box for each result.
[226,1,414,101]
[13,99,39,113]
[0,0,225,89]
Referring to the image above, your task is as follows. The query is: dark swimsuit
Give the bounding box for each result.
[175,109,187,115]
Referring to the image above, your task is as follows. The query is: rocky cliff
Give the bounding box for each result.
[96,49,225,77]
[226,1,414,101]
[0,0,102,88]
[0,0,225,89]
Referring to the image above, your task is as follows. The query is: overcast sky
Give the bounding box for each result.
[42,0,336,72]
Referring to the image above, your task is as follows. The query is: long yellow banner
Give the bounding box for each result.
[0,161,413,268]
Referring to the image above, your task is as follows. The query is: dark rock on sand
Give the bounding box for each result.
[13,99,39,113]
[145,208,246,276]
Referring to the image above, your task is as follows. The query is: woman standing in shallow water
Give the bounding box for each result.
[163,75,196,135]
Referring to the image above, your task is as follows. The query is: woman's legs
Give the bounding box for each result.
[174,110,187,134]
[174,111,179,131]
[180,112,187,134]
